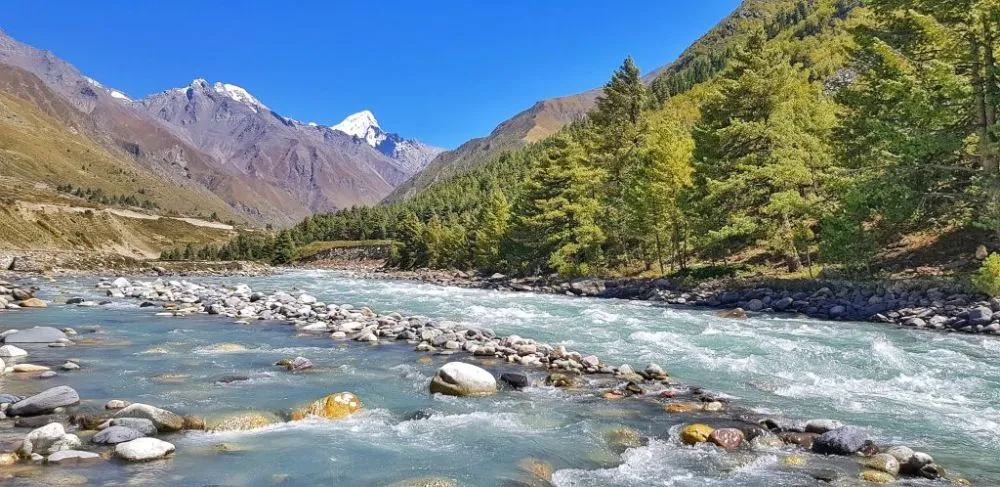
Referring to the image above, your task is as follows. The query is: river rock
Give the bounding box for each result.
[544,373,574,388]
[19,423,66,456]
[209,412,281,432]
[885,445,914,465]
[805,419,844,434]
[0,393,23,404]
[708,428,744,449]
[113,403,184,432]
[604,426,642,450]
[680,424,714,445]
[104,400,131,410]
[0,345,27,357]
[290,392,362,420]
[780,432,820,449]
[901,451,934,475]
[19,298,46,308]
[61,362,80,371]
[967,306,993,325]
[101,418,157,436]
[644,363,668,380]
[92,426,145,444]
[864,453,900,476]
[665,402,701,413]
[46,450,102,466]
[12,364,49,373]
[717,308,747,319]
[286,356,313,371]
[3,327,66,343]
[859,470,894,484]
[114,437,175,462]
[499,372,529,390]
[8,386,80,416]
[429,362,497,397]
[812,426,869,455]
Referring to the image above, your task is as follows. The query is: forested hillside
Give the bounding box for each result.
[197,0,1000,282]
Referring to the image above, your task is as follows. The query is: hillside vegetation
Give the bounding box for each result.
[207,0,1000,283]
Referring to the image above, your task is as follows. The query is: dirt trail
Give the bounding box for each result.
[16,202,234,230]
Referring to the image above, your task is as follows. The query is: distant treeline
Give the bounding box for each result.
[56,184,159,210]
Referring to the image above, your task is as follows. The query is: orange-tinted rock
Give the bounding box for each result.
[708,428,744,449]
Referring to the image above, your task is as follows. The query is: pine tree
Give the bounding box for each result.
[590,56,652,266]
[692,29,834,270]
[272,231,297,264]
[392,210,425,269]
[828,0,1000,264]
[513,133,605,276]
[472,190,512,271]
[627,96,698,273]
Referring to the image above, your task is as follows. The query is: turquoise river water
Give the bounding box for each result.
[0,270,997,486]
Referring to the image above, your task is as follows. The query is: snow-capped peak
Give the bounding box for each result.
[180,79,267,113]
[331,110,383,147]
[332,110,379,138]
[212,82,267,113]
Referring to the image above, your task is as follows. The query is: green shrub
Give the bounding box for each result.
[972,253,1000,297]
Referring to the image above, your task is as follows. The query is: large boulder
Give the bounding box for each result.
[114,437,175,462]
[291,392,362,420]
[8,386,79,416]
[113,403,184,432]
[2,327,66,343]
[429,362,497,397]
[0,345,27,357]
[92,426,145,445]
[19,423,67,456]
[811,426,869,455]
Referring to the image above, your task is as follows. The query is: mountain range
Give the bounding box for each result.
[0,29,441,227]
[0,0,782,231]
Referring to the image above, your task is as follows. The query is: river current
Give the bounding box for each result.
[1,269,997,486]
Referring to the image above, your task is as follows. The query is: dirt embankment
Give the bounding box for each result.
[0,200,235,259]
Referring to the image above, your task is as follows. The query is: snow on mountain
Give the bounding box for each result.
[109,90,131,101]
[82,75,132,102]
[332,110,443,172]
[331,110,384,147]
[213,82,267,113]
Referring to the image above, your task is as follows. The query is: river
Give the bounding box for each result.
[1,269,997,486]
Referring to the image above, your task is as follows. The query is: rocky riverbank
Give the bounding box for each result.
[0,250,272,277]
[355,268,1000,336]
[85,278,974,482]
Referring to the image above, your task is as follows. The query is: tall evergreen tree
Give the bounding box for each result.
[828,0,1000,265]
[272,231,297,264]
[472,190,512,271]
[513,133,605,276]
[589,57,652,266]
[692,29,835,270]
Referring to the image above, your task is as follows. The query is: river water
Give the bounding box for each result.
[1,269,997,486]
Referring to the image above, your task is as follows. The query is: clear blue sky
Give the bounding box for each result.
[3,1,740,149]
